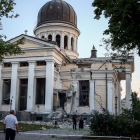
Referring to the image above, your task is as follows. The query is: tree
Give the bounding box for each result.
[92,0,140,63]
[0,0,24,62]
[122,92,140,121]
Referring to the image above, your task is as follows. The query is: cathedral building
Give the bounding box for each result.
[0,0,134,118]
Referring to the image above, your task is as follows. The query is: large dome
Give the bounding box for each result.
[37,0,77,28]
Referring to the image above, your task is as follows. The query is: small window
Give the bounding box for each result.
[4,63,12,68]
[41,36,45,39]
[20,62,29,67]
[37,61,46,66]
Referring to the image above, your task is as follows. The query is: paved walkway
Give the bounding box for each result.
[0,128,90,140]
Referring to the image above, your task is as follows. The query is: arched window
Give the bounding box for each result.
[56,34,61,47]
[71,37,74,51]
[64,35,68,49]
[48,34,52,41]
[41,35,45,39]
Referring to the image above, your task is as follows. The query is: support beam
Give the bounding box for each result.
[10,62,18,110]
[108,80,113,113]
[90,80,95,112]
[27,61,35,111]
[126,71,131,109]
[60,32,64,49]
[73,81,78,113]
[45,60,55,113]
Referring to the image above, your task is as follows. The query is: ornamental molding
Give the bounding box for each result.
[18,71,28,77]
[2,72,11,78]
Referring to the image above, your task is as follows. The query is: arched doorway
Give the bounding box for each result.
[71,37,74,51]
[64,35,68,49]
[56,34,61,47]
[48,34,52,41]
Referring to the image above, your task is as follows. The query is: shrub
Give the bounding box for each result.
[89,108,140,137]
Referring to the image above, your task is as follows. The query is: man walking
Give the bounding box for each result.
[3,110,19,140]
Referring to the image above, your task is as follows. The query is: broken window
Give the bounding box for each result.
[36,78,45,104]
[64,35,68,49]
[20,62,28,67]
[56,34,61,47]
[37,61,46,66]
[2,79,11,104]
[19,79,28,111]
[4,63,12,68]
[79,80,89,106]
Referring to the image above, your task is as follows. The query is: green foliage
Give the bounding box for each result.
[92,0,140,62]
[90,108,140,137]
[122,92,140,121]
[90,92,140,137]
[0,0,24,62]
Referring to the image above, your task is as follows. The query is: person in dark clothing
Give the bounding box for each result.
[72,114,77,129]
[79,115,84,130]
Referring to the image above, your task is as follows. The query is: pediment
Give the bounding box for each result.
[9,34,56,49]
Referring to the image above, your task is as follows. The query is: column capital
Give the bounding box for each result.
[45,59,55,63]
[11,61,18,64]
[89,80,95,83]
[72,80,78,84]
[28,60,36,64]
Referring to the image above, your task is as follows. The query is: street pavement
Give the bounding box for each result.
[0,128,90,140]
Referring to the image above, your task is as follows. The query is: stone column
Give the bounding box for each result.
[68,33,71,50]
[38,34,41,39]
[115,81,118,115]
[52,31,56,41]
[73,81,78,112]
[108,80,113,113]
[90,80,95,112]
[0,63,2,109]
[76,38,78,52]
[45,32,48,39]
[10,62,18,110]
[27,61,35,111]
[60,32,64,49]
[126,72,131,109]
[74,36,76,52]
[56,64,61,89]
[45,60,55,113]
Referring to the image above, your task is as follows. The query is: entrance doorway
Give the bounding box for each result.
[59,93,67,109]
[19,79,28,111]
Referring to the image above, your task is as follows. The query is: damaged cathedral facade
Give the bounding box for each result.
[0,0,134,118]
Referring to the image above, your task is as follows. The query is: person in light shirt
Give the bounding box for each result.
[3,110,19,140]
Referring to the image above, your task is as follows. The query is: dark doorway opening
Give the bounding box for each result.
[2,79,11,104]
[36,78,45,104]
[59,93,67,109]
[19,79,28,111]
[79,80,89,106]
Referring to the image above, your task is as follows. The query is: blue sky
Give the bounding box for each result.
[1,0,140,98]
